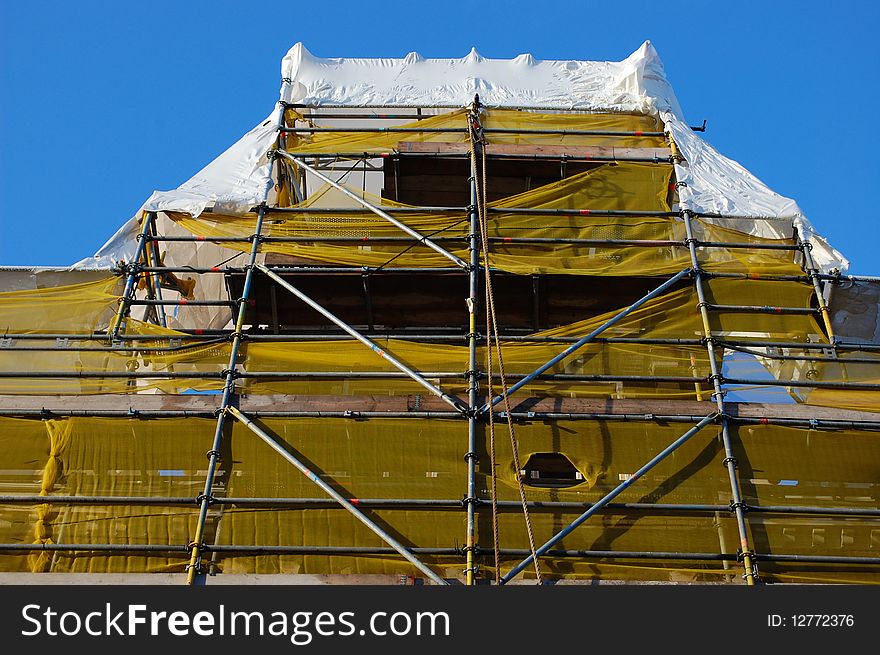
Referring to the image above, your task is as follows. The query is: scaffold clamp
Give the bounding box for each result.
[196,493,217,506]
[461,495,479,508]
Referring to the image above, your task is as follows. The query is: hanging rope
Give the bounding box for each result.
[481,164,502,584]
[469,108,542,584]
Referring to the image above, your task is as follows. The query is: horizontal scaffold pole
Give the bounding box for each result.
[2,370,879,391]
[261,206,677,217]
[6,341,879,365]
[0,339,229,353]
[2,408,880,430]
[268,205,468,213]
[136,266,471,274]
[693,241,801,251]
[0,542,874,567]
[705,304,817,315]
[5,332,880,352]
[1,335,438,347]
[0,544,188,554]
[225,405,448,585]
[247,204,850,227]
[723,377,880,390]
[500,412,719,583]
[282,102,658,111]
[296,112,438,120]
[281,126,666,137]
[720,343,880,365]
[128,299,238,307]
[703,272,812,282]
[1,495,877,518]
[115,265,846,286]
[284,150,674,164]
[143,235,807,252]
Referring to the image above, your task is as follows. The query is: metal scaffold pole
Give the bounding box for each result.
[797,229,836,341]
[184,104,284,585]
[464,111,481,585]
[145,212,168,328]
[108,211,157,341]
[682,209,759,585]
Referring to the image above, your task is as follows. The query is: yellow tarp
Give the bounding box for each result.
[0,416,876,583]
[169,164,803,277]
[0,278,832,397]
[0,277,121,334]
[481,110,667,148]
[4,273,874,407]
[284,109,667,154]
[285,109,470,154]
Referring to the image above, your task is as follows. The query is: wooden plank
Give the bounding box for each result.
[2,394,878,423]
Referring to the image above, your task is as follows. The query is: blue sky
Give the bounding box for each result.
[1,0,878,273]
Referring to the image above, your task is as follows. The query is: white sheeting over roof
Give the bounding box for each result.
[280,42,684,116]
[73,41,847,273]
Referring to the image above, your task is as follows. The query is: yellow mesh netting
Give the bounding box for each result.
[766,350,880,411]
[0,416,875,583]
[171,163,677,275]
[5,273,873,409]
[481,110,667,148]
[0,277,121,334]
[0,279,830,397]
[805,389,880,412]
[285,109,470,153]
[167,164,803,276]
[284,109,667,154]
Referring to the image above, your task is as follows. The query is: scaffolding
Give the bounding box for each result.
[1,78,879,585]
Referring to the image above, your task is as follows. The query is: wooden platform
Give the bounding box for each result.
[2,394,878,424]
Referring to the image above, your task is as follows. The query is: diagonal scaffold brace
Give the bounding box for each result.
[256,263,468,413]
[500,412,720,583]
[108,211,158,341]
[225,405,449,585]
[274,150,469,270]
[477,267,693,415]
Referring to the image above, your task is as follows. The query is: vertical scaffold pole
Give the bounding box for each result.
[682,209,758,585]
[109,211,156,341]
[185,105,283,585]
[464,102,481,586]
[797,229,836,342]
[146,213,168,328]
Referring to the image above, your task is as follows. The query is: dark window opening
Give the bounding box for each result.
[230,270,688,335]
[520,453,583,489]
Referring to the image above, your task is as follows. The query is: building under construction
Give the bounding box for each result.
[1,42,878,585]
